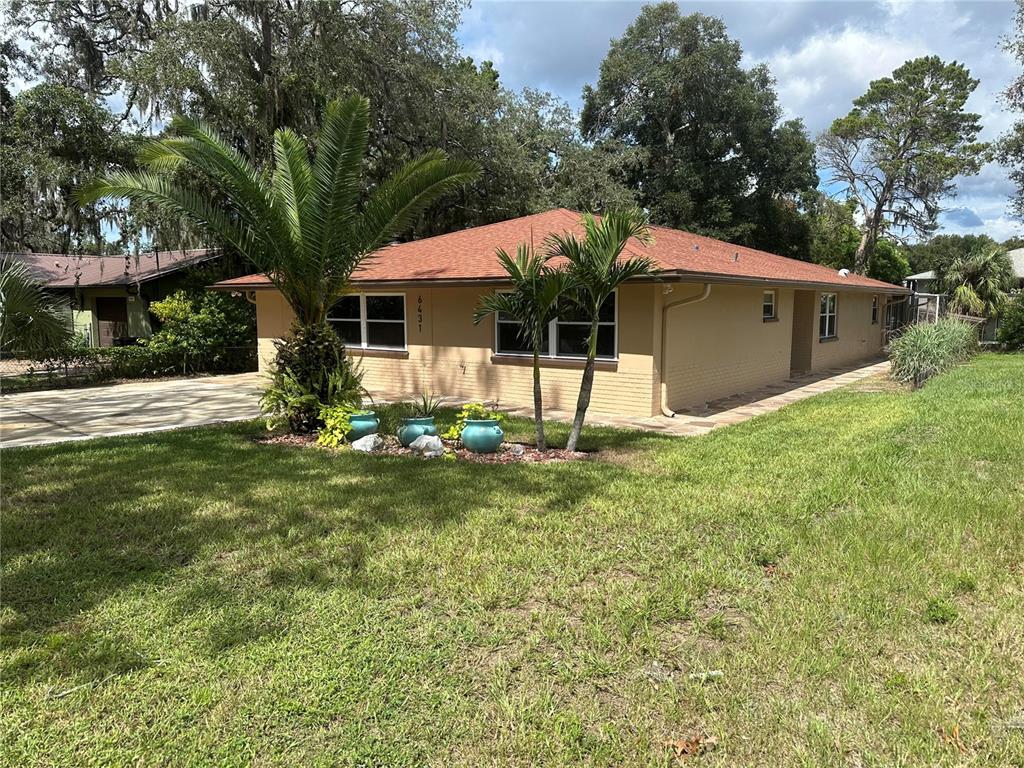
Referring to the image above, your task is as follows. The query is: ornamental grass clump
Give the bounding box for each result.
[889,318,979,388]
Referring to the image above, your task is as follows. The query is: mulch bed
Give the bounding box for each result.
[253,432,588,464]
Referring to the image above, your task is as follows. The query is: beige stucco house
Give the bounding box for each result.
[213,209,907,418]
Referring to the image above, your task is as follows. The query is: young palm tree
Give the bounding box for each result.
[0,258,71,354]
[473,244,569,450]
[78,95,480,330]
[938,245,1015,317]
[546,209,656,452]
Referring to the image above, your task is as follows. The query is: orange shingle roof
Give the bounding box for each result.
[211,209,906,293]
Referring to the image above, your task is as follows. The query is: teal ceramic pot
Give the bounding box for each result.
[460,418,504,454]
[348,412,379,441]
[398,416,437,447]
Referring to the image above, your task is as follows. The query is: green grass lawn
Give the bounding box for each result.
[3,354,1023,767]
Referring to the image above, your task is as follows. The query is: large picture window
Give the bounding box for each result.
[327,293,406,350]
[819,292,837,340]
[495,292,617,360]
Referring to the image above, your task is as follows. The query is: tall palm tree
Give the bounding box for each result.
[78,95,480,329]
[546,209,656,452]
[473,244,569,450]
[0,258,71,354]
[938,244,1015,317]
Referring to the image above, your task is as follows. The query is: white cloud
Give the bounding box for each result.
[464,40,505,68]
[456,0,1020,239]
[765,25,926,133]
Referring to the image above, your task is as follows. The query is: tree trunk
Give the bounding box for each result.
[854,217,877,275]
[565,318,600,453]
[532,349,545,450]
[259,4,277,138]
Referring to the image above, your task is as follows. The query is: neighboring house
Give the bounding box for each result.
[212,209,907,417]
[3,249,219,346]
[904,247,1024,339]
[905,247,1024,292]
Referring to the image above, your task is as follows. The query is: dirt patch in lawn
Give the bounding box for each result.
[253,432,589,464]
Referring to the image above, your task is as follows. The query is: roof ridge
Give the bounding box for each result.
[644,223,901,288]
[383,209,578,249]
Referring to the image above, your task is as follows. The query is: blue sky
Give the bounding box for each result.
[456,0,1020,241]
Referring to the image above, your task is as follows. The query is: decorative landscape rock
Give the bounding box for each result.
[254,433,586,463]
[397,416,437,447]
[351,434,384,453]
[347,411,380,441]
[409,434,445,458]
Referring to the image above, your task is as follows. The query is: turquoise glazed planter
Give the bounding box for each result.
[398,416,437,447]
[460,418,504,454]
[348,412,379,441]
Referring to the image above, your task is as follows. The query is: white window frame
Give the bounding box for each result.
[762,289,777,321]
[494,288,619,361]
[819,292,838,340]
[327,292,407,351]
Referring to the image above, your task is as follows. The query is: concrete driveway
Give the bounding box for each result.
[1,372,266,449]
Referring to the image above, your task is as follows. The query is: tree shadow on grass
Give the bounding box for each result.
[1,418,648,684]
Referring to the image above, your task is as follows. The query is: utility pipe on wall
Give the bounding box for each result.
[659,283,712,417]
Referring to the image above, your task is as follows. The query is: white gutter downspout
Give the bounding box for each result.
[659,283,712,417]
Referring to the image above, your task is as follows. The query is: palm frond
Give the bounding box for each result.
[78,96,477,329]
[0,258,72,353]
[314,96,371,259]
[357,152,481,257]
[271,127,314,248]
[473,290,522,326]
[78,171,252,258]
[134,119,279,237]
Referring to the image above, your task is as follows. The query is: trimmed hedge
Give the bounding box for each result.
[889,318,979,387]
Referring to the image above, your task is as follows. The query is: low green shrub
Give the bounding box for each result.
[442,402,502,440]
[316,404,368,448]
[260,364,364,434]
[262,323,366,434]
[147,289,255,373]
[272,322,348,401]
[18,290,256,392]
[996,294,1024,350]
[889,319,979,387]
[260,370,322,433]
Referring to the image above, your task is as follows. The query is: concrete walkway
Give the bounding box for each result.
[1,372,266,449]
[504,358,892,437]
[1,359,891,449]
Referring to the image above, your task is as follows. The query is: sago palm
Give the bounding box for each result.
[0,258,71,354]
[546,209,656,452]
[473,245,569,450]
[78,95,480,328]
[938,245,1015,317]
